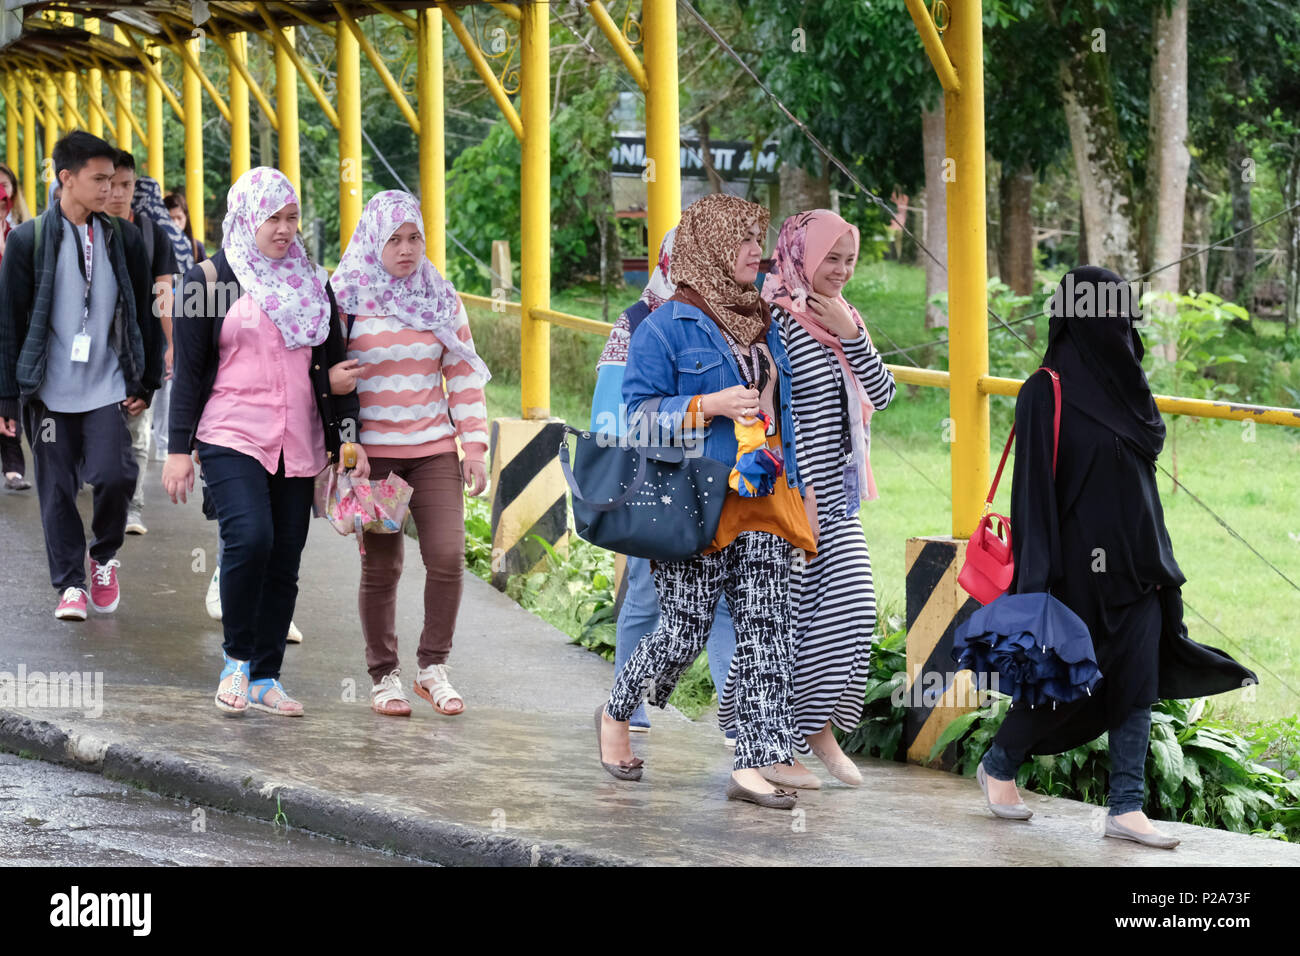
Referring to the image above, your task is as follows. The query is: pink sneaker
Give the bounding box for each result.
[55,587,88,621]
[89,558,121,613]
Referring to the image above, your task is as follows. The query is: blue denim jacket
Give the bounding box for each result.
[620,300,804,494]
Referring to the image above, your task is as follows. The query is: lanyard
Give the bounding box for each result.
[718,326,761,389]
[80,221,94,332]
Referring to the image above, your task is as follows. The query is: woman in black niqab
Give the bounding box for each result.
[977,266,1256,848]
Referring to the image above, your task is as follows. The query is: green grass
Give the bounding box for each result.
[469,262,1300,728]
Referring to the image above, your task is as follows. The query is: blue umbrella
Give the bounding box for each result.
[952,592,1102,708]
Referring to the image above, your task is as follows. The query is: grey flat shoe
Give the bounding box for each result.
[977,761,1033,820]
[594,704,643,781]
[726,775,798,810]
[1105,814,1180,849]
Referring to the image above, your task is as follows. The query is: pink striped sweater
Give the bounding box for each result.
[346,299,489,461]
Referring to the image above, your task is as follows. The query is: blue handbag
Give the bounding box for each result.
[559,424,731,562]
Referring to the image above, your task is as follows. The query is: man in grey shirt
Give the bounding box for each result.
[0,131,161,621]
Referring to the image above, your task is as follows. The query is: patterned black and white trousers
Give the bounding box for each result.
[606,530,796,771]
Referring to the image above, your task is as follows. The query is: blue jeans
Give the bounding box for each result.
[983,704,1152,816]
[612,555,736,727]
[197,441,314,682]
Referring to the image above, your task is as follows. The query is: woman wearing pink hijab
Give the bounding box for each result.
[756,209,897,789]
[330,190,491,719]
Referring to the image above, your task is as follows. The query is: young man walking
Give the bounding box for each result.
[0,131,162,619]
[107,149,176,535]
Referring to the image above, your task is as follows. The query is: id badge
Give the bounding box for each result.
[842,455,861,519]
[70,332,92,363]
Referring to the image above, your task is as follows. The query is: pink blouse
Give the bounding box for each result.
[196,293,327,477]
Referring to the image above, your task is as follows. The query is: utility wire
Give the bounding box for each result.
[680,0,1300,647]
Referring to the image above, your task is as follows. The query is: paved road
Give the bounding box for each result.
[0,752,426,866]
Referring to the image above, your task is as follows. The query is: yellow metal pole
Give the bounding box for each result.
[519,0,550,419]
[146,42,164,188]
[229,32,251,180]
[417,8,446,271]
[43,75,60,166]
[20,76,36,212]
[337,21,362,253]
[161,23,233,124]
[114,27,133,151]
[3,74,17,173]
[943,0,989,538]
[643,0,681,268]
[184,37,205,244]
[57,12,77,132]
[276,26,301,196]
[86,19,105,138]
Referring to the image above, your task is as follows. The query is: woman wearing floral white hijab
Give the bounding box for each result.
[330,190,491,719]
[163,167,364,717]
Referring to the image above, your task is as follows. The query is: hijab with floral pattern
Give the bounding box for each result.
[669,193,771,347]
[762,208,880,502]
[220,166,330,349]
[596,226,676,369]
[331,189,489,383]
[132,175,194,274]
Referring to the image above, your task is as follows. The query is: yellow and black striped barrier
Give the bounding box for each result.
[487,418,570,591]
[902,536,983,768]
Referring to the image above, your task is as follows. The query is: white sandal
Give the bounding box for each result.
[413,663,464,715]
[371,672,412,717]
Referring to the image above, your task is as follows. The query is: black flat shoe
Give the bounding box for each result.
[595,704,643,781]
[4,474,30,491]
[726,775,798,809]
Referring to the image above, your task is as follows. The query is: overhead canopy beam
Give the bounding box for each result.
[207,27,281,133]
[118,28,186,122]
[159,22,233,124]
[334,2,419,134]
[439,2,523,141]
[255,2,339,129]
[585,1,648,91]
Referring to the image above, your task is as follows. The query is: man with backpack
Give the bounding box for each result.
[107,149,177,536]
[0,131,162,620]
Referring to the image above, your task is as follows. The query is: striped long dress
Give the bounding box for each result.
[775,304,896,754]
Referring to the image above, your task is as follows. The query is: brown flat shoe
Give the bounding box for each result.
[595,704,643,781]
[726,775,797,809]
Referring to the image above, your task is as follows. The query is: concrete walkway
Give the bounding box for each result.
[1,480,1296,866]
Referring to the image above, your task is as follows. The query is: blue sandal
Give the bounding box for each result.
[215,653,250,715]
[247,678,304,717]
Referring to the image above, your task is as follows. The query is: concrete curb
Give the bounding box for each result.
[0,709,635,867]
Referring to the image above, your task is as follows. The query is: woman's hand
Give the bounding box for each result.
[701,385,761,425]
[164,345,174,379]
[338,443,370,479]
[161,453,195,504]
[462,458,488,497]
[329,358,363,395]
[803,483,819,551]
[805,293,860,339]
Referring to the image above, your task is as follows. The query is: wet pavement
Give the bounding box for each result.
[1,475,1298,865]
[0,752,426,866]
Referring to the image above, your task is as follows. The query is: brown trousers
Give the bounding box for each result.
[359,452,465,681]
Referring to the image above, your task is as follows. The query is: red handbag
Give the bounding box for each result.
[958,368,1060,605]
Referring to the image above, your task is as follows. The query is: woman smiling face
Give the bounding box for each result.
[254,202,299,259]
[811,230,857,297]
